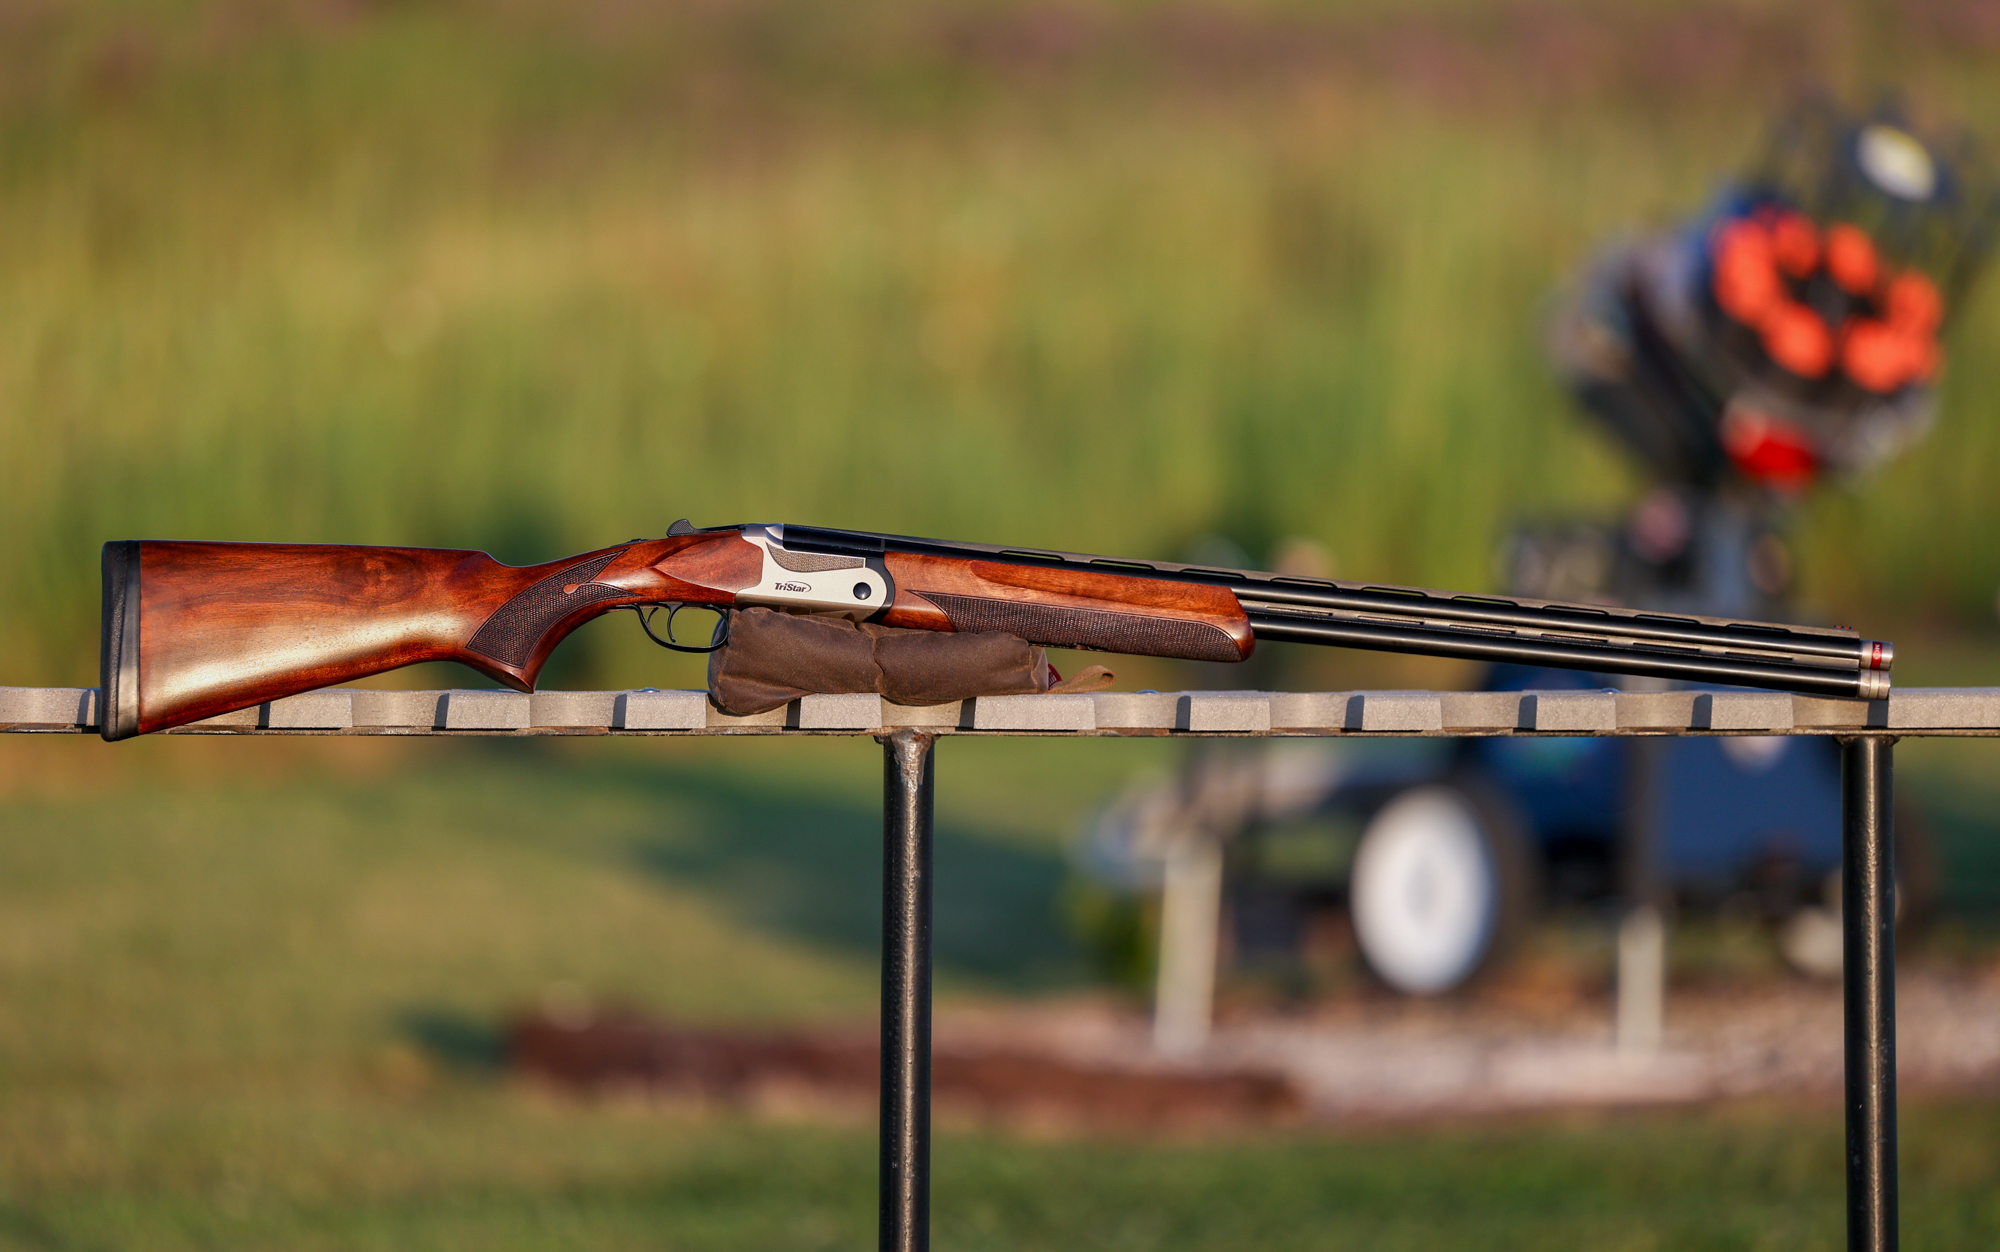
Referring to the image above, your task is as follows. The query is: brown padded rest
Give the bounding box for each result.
[707,608,1054,716]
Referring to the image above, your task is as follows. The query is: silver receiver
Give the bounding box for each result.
[734,525,892,618]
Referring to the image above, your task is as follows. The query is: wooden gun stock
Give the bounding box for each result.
[99,535,762,740]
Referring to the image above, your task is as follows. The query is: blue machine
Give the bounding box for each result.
[1209,662,1856,997]
[1465,664,1842,908]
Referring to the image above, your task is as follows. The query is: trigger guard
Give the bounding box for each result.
[636,604,731,654]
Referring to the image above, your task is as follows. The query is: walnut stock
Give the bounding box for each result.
[99,534,761,740]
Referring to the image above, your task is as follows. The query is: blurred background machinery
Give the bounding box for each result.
[1084,97,1994,1041]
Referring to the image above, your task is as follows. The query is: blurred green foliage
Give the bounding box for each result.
[4,0,2000,690]
[1062,876,1160,991]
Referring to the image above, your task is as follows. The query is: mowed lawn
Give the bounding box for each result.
[2,734,1999,1251]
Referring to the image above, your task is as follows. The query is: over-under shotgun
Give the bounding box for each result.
[99,522,1893,740]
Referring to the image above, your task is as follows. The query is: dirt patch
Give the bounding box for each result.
[509,1008,1301,1129]
[936,964,2000,1123]
[509,961,2000,1128]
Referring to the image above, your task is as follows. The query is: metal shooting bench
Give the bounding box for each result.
[10,682,2000,1252]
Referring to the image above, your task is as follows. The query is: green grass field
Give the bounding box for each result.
[8,3,2000,1246]
[1,735,1999,1249]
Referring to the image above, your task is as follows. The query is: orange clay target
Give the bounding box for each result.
[1710,210,1944,392]
[1768,211,1820,278]
[1825,223,1880,295]
[1885,272,1943,337]
[1762,301,1834,377]
[1713,220,1782,325]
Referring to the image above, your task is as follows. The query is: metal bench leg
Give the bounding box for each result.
[879,729,935,1252]
[1842,735,1897,1252]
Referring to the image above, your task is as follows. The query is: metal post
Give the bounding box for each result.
[878,729,935,1252]
[1153,829,1224,1056]
[1841,735,1897,1252]
[1615,903,1665,1056]
[1617,728,1668,1058]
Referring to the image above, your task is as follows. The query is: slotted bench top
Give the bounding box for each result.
[3,685,1994,736]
